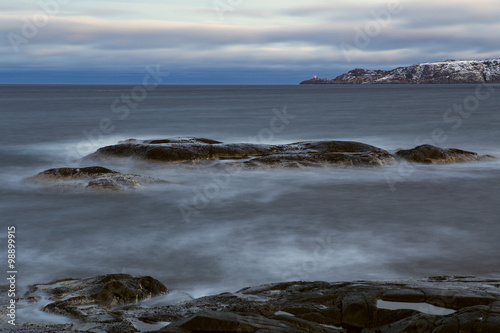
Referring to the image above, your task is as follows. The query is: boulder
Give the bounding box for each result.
[89,137,271,162]
[25,274,168,320]
[31,166,119,179]
[396,144,495,164]
[28,166,166,191]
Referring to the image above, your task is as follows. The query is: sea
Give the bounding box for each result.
[1,84,499,321]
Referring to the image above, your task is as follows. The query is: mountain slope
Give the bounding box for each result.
[301,58,500,84]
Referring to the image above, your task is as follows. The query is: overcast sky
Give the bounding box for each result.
[1,0,499,84]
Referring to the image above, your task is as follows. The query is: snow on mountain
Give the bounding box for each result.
[301,58,500,84]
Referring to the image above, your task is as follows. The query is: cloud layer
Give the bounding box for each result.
[1,0,500,83]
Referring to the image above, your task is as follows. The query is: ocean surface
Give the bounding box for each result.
[1,84,499,313]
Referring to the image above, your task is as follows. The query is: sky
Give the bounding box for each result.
[1,0,500,84]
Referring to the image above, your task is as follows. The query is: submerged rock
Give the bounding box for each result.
[87,137,397,167]
[6,276,500,333]
[29,166,166,191]
[396,144,495,164]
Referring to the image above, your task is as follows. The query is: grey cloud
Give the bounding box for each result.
[1,1,499,75]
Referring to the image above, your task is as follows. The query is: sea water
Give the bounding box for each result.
[0,84,499,301]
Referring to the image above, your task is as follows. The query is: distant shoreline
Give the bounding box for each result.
[301,58,500,85]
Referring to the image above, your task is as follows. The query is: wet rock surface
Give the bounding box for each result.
[3,276,500,332]
[27,274,168,320]
[396,144,496,164]
[87,137,397,167]
[87,137,498,169]
[29,166,166,191]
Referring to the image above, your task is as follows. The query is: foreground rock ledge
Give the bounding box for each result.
[4,275,500,333]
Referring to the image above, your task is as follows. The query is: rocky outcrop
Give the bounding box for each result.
[88,138,498,168]
[301,58,500,84]
[28,166,166,191]
[90,138,270,163]
[155,277,500,333]
[24,274,168,321]
[5,276,500,333]
[396,144,496,164]
[26,143,496,193]
[87,138,397,167]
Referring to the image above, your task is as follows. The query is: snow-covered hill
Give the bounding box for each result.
[301,59,500,84]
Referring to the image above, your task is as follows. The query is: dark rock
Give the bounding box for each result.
[106,321,140,333]
[380,289,426,303]
[159,311,278,332]
[24,274,168,320]
[396,144,495,164]
[87,138,396,168]
[8,276,500,333]
[341,294,376,328]
[148,138,223,145]
[158,310,341,332]
[375,308,421,327]
[87,177,128,191]
[31,166,118,179]
[89,137,270,162]
[300,58,500,84]
[29,166,166,191]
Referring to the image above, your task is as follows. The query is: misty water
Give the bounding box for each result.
[1,84,499,304]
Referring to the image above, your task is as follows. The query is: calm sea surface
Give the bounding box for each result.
[1,84,499,302]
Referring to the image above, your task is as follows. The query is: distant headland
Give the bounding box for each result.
[301,58,500,84]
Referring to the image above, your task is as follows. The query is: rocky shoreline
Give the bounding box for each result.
[2,274,500,332]
[300,58,500,84]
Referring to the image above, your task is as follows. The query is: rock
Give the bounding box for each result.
[31,166,119,179]
[87,138,396,167]
[28,166,166,191]
[396,144,495,164]
[157,310,339,332]
[6,276,500,333]
[89,137,271,162]
[300,58,500,84]
[380,289,426,303]
[25,274,168,320]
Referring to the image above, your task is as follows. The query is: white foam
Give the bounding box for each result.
[139,291,194,308]
[15,298,73,325]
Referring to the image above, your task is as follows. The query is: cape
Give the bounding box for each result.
[301,58,500,84]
